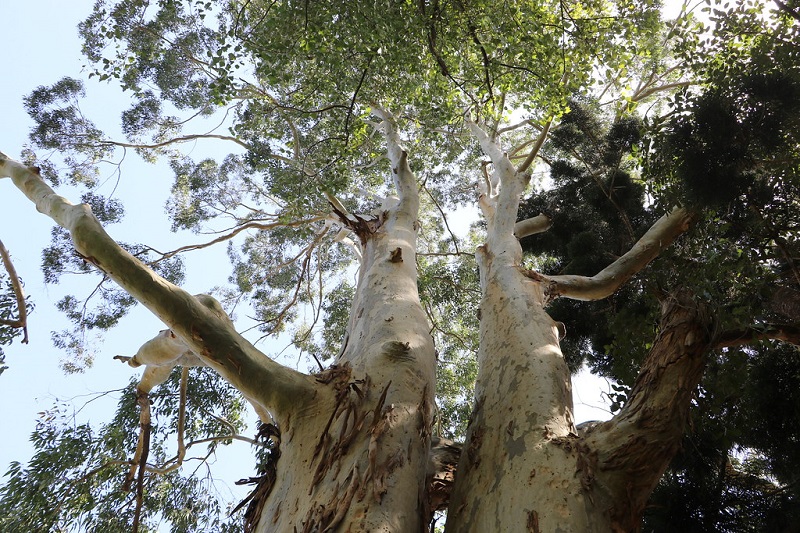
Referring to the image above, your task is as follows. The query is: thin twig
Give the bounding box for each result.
[0,238,28,342]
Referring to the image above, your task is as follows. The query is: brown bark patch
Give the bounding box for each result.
[585,289,716,531]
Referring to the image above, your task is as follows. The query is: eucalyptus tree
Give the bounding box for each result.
[1,0,797,531]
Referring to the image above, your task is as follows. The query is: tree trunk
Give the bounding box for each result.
[446,243,596,531]
[253,214,436,531]
[582,289,715,531]
[247,112,437,531]
[448,280,715,531]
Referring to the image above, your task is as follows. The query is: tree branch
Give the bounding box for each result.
[715,324,800,349]
[514,213,552,239]
[149,216,326,263]
[103,133,251,152]
[469,121,529,245]
[515,118,552,174]
[372,105,420,225]
[582,289,716,530]
[774,0,800,22]
[0,238,28,342]
[0,151,318,417]
[536,207,695,301]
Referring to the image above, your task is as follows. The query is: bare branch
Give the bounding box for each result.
[514,213,552,239]
[516,118,552,174]
[715,324,800,349]
[0,238,28,342]
[631,80,692,103]
[537,207,695,301]
[372,105,420,225]
[150,216,326,263]
[103,133,251,152]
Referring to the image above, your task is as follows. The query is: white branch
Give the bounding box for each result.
[372,105,419,225]
[0,152,317,416]
[538,207,695,301]
[514,214,552,239]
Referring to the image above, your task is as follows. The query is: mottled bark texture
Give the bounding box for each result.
[582,289,716,531]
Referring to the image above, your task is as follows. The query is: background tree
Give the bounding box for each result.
[1,0,798,531]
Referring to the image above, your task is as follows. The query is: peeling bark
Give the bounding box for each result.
[3,122,438,532]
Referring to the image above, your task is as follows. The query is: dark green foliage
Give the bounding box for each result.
[418,254,481,438]
[644,345,800,532]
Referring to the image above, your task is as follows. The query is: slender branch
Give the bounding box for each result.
[537,207,695,301]
[0,239,28,342]
[630,80,692,103]
[774,0,800,22]
[715,324,800,349]
[422,184,461,255]
[176,367,188,463]
[131,391,151,533]
[516,118,553,174]
[0,152,319,417]
[102,133,251,152]
[149,216,325,263]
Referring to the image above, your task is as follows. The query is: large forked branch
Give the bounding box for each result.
[532,207,695,301]
[582,289,715,530]
[0,151,317,415]
[0,238,28,342]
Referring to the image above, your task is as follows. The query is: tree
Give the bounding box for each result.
[0,0,797,531]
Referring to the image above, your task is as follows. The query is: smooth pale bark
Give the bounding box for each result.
[446,125,700,531]
[241,112,436,531]
[0,151,317,419]
[447,246,594,531]
[448,125,593,531]
[2,116,437,531]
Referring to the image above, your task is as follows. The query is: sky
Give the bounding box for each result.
[0,0,619,525]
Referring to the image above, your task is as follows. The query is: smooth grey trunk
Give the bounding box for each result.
[446,244,594,531]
